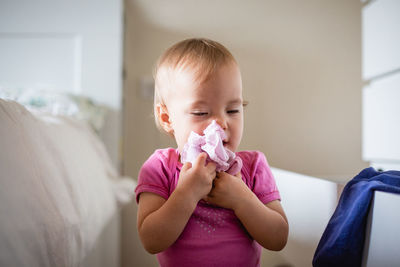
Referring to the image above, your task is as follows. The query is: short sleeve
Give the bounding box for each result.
[239,151,281,204]
[135,149,173,203]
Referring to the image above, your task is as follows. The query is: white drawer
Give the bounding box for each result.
[363,0,400,79]
[362,191,400,267]
[362,72,400,162]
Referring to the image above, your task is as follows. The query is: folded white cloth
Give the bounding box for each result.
[181,120,242,175]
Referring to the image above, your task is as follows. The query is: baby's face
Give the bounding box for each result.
[166,63,244,153]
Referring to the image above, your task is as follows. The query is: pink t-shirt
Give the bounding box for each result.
[135,148,280,267]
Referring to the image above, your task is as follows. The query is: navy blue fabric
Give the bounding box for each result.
[313,167,400,267]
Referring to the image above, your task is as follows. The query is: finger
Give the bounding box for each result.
[181,161,192,172]
[217,172,228,179]
[210,171,217,180]
[193,152,208,168]
[206,161,217,172]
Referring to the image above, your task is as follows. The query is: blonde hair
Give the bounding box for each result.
[153,38,237,133]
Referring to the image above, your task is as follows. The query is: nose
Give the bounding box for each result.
[214,116,227,130]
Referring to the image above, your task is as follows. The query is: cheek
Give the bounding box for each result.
[177,122,205,143]
[189,120,212,135]
[232,120,244,144]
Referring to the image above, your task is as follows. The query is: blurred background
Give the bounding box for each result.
[123,0,367,183]
[1,0,399,266]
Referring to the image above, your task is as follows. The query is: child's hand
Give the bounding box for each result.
[204,171,252,211]
[177,152,217,203]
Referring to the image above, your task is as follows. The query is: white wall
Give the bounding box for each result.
[0,0,123,166]
[0,0,123,110]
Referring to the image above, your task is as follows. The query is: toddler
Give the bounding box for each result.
[135,38,288,267]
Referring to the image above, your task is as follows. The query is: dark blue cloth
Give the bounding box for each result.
[313,167,400,267]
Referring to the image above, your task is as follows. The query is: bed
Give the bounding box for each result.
[0,98,135,267]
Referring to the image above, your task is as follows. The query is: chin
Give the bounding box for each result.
[225,144,236,152]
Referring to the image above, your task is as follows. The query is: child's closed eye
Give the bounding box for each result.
[191,112,208,116]
[227,109,240,114]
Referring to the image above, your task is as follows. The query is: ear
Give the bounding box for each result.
[156,104,174,134]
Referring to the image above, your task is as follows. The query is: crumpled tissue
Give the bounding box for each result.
[181,120,242,175]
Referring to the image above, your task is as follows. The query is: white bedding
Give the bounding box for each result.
[0,99,135,267]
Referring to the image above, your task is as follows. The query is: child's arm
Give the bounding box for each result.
[137,153,216,254]
[205,172,288,251]
[234,198,288,251]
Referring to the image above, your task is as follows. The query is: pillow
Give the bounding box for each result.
[0,99,134,267]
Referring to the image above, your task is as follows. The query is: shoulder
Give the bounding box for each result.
[136,148,179,202]
[141,148,179,172]
[138,148,179,183]
[237,150,269,171]
[150,147,179,162]
[237,150,280,203]
[237,150,266,161]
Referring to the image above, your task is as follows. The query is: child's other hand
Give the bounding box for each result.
[204,171,251,210]
[177,152,216,203]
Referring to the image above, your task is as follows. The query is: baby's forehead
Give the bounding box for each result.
[156,60,241,105]
[165,56,237,79]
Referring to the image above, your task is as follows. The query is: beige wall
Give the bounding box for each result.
[123,0,367,183]
[122,0,367,266]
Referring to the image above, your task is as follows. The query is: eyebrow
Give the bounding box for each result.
[189,99,243,107]
[189,100,208,108]
[227,99,243,105]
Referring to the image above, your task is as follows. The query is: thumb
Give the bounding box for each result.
[181,161,192,172]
